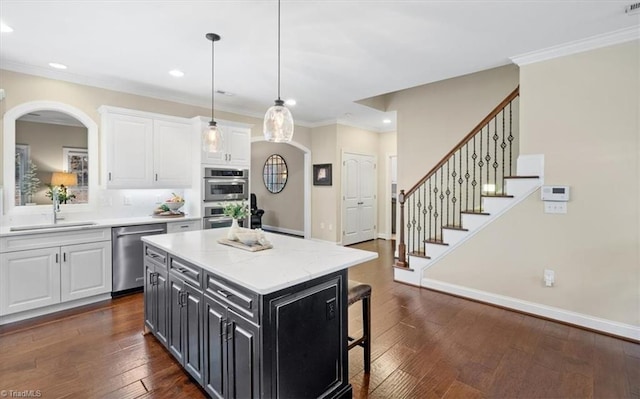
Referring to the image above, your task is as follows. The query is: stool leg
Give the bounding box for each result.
[363,295,371,373]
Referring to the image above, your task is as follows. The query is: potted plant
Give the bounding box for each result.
[223,201,249,240]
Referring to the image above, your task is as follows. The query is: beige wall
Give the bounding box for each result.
[386,64,520,196]
[310,124,338,241]
[425,41,639,326]
[378,131,397,237]
[16,121,87,204]
[250,141,304,233]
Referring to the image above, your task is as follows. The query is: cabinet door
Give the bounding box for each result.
[153,119,193,187]
[183,282,204,384]
[105,113,154,188]
[60,241,111,302]
[0,248,60,315]
[228,309,260,399]
[203,295,228,399]
[155,266,169,348]
[168,275,185,363]
[226,127,250,167]
[144,262,156,332]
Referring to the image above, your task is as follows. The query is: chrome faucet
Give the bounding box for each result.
[52,187,60,224]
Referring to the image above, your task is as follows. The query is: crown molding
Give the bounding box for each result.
[510,26,640,66]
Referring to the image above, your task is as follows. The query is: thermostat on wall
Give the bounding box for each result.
[541,186,570,202]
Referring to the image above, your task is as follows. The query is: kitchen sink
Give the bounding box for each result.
[10,221,98,232]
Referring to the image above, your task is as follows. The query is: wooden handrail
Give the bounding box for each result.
[405,86,519,197]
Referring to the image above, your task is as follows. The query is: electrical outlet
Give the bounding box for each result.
[326,299,336,320]
[123,195,132,206]
[328,224,333,231]
[155,195,162,204]
[544,269,555,287]
[320,222,325,229]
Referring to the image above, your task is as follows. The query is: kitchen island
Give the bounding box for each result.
[141,229,377,399]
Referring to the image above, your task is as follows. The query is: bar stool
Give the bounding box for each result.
[347,280,372,373]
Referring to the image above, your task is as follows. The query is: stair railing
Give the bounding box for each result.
[395,87,519,267]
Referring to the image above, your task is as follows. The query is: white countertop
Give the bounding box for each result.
[0,215,200,237]
[142,230,378,295]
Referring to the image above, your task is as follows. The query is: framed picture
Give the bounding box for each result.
[313,163,332,186]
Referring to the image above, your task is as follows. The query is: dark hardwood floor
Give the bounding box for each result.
[0,239,637,398]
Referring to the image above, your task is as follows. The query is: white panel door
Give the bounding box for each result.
[0,248,60,315]
[106,114,154,188]
[153,119,193,187]
[342,153,377,246]
[60,241,112,302]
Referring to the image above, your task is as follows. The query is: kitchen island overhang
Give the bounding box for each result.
[142,230,377,398]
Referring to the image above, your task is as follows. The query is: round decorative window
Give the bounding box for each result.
[263,154,288,194]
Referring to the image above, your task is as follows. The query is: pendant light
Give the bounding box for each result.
[203,33,223,153]
[263,0,294,142]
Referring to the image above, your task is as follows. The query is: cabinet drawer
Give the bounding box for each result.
[169,256,201,288]
[204,272,259,322]
[167,220,200,234]
[144,244,167,267]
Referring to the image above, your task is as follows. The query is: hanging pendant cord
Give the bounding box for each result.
[277,0,281,101]
[211,40,216,122]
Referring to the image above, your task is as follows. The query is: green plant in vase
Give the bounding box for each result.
[223,201,249,240]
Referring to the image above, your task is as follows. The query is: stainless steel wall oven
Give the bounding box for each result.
[202,168,249,229]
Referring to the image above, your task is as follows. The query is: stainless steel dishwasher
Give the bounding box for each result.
[112,223,166,295]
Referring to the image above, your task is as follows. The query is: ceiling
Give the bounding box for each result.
[1,1,638,133]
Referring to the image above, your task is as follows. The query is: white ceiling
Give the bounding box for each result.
[1,1,638,132]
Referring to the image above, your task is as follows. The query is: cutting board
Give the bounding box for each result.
[217,238,273,252]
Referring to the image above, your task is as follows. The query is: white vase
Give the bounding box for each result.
[227,218,240,240]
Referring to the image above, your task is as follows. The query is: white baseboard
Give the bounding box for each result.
[377,232,390,240]
[262,224,304,237]
[0,293,112,326]
[422,278,639,341]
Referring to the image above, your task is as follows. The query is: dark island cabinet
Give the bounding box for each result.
[203,294,260,398]
[143,244,351,399]
[143,246,169,348]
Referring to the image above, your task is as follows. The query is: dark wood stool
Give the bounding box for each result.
[347,280,372,373]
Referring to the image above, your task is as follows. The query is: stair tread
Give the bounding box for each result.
[409,251,431,259]
[424,239,449,246]
[442,225,469,231]
[461,210,490,215]
[504,175,540,179]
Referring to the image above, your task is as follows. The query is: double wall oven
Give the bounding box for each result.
[202,167,249,229]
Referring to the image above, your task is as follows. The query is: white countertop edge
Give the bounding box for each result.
[142,231,378,295]
[0,215,200,237]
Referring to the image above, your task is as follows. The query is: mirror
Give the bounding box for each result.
[3,101,98,215]
[15,112,88,206]
[263,154,288,194]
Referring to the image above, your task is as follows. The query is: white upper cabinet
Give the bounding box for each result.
[198,117,251,167]
[100,106,193,188]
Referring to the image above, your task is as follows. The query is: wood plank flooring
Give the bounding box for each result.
[0,239,637,398]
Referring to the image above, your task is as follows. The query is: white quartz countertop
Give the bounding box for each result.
[0,215,200,237]
[142,230,378,295]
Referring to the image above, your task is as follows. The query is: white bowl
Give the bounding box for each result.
[163,201,185,211]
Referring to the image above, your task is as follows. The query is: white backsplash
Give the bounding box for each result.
[2,188,193,226]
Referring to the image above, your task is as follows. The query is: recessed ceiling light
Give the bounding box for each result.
[383,118,392,124]
[285,99,296,106]
[49,62,67,70]
[169,69,184,77]
[0,22,13,33]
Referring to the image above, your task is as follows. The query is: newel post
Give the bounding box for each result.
[394,189,408,268]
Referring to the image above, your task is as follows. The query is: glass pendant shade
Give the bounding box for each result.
[264,99,294,142]
[202,121,223,153]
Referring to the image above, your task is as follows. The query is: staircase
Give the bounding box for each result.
[393,87,544,286]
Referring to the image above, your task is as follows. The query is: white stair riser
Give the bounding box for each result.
[505,179,540,196]
[481,197,514,215]
[425,242,449,258]
[442,229,468,246]
[393,267,422,286]
[461,213,491,230]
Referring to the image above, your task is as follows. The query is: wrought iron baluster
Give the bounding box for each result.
[446,158,451,227]
[428,177,433,240]
[509,101,514,176]
[452,153,458,227]
[439,167,444,240]
[422,184,427,245]
[471,136,477,211]
[458,148,463,226]
[493,115,499,192]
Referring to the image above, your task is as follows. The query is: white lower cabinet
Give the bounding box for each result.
[61,241,112,302]
[0,228,112,318]
[0,248,60,315]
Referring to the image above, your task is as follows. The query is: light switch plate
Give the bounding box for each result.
[544,201,567,214]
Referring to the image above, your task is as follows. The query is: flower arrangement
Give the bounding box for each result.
[45,184,76,204]
[223,201,249,219]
